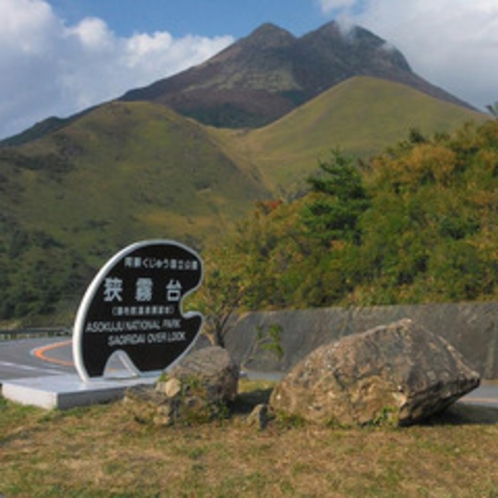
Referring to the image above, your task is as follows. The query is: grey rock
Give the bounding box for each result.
[164,345,239,403]
[246,403,269,430]
[269,319,480,426]
[123,384,175,426]
[124,346,239,426]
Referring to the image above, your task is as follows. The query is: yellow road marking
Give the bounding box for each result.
[33,340,121,374]
[33,340,74,367]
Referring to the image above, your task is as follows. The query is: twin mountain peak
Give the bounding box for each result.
[119,20,472,129]
[4,20,474,146]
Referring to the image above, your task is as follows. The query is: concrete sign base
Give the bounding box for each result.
[2,374,156,410]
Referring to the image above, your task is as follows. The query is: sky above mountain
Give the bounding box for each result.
[1,0,497,140]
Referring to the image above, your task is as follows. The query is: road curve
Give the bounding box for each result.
[0,337,75,381]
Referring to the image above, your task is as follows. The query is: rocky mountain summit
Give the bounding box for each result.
[3,20,474,146]
[121,21,473,128]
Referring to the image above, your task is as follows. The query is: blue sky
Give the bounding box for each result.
[1,0,497,140]
[47,0,328,38]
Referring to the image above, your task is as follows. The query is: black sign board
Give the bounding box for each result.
[73,240,203,381]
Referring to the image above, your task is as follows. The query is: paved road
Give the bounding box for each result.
[459,383,498,408]
[1,337,498,409]
[0,337,75,381]
[0,337,131,382]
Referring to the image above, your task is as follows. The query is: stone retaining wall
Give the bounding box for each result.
[224,302,498,379]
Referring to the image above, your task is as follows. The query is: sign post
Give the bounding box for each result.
[73,240,203,382]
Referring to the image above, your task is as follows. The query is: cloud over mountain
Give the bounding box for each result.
[319,0,498,111]
[0,0,233,139]
[1,0,496,141]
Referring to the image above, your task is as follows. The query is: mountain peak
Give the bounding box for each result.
[244,23,296,48]
[303,20,412,73]
[64,21,481,134]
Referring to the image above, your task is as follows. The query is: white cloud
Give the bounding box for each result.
[319,0,358,13]
[318,0,498,111]
[0,0,233,140]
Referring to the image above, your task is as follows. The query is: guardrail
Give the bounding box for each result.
[0,328,72,342]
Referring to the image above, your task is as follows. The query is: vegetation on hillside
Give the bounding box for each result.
[0,101,268,325]
[218,77,488,193]
[0,91,489,326]
[196,120,498,342]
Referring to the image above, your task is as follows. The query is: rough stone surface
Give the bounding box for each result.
[124,346,239,426]
[123,384,175,426]
[269,319,480,426]
[163,345,239,402]
[246,404,269,430]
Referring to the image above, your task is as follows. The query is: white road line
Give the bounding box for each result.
[0,360,63,375]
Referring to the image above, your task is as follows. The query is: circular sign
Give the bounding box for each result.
[73,240,203,382]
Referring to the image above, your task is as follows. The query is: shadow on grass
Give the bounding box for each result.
[422,402,498,426]
[231,387,274,415]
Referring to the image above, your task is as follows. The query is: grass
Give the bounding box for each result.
[226,76,489,192]
[1,380,498,497]
[6,101,268,252]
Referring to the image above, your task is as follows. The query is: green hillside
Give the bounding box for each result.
[0,77,490,324]
[196,120,498,326]
[4,101,267,245]
[0,101,268,322]
[216,77,488,192]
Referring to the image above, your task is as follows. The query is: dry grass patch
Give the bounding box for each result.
[1,380,498,497]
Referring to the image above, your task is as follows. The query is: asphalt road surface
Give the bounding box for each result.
[0,337,75,381]
[1,337,498,409]
[0,336,130,381]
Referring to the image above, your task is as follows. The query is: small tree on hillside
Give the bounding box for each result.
[192,247,246,348]
[486,102,498,119]
[302,149,370,247]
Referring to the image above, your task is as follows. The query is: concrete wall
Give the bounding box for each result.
[224,302,498,379]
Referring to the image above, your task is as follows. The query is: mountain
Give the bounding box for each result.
[120,21,474,129]
[0,21,488,324]
[0,101,267,252]
[0,108,95,147]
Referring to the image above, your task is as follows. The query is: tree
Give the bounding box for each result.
[302,149,370,246]
[486,102,498,119]
[190,246,246,348]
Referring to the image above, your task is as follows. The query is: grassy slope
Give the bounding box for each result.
[1,101,268,261]
[0,101,271,322]
[212,76,489,193]
[0,77,491,323]
[3,77,487,262]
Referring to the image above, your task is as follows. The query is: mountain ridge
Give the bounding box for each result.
[120,20,475,129]
[2,20,476,146]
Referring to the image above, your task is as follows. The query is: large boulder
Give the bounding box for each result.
[124,346,239,426]
[163,344,239,403]
[269,319,480,426]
